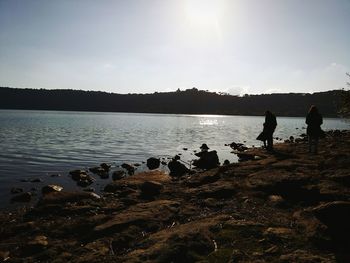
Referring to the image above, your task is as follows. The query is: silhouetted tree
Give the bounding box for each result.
[338,73,350,117]
[0,86,344,117]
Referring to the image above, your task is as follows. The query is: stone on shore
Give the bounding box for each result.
[139,181,163,198]
[168,159,189,177]
[41,184,63,195]
[121,163,135,175]
[112,170,125,181]
[146,157,160,170]
[11,192,32,202]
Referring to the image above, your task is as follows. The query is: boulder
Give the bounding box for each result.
[100,163,111,171]
[89,166,106,174]
[69,170,88,181]
[121,163,135,175]
[112,170,125,181]
[140,181,163,198]
[147,157,160,170]
[23,235,48,255]
[312,201,350,239]
[10,187,23,194]
[30,178,43,183]
[77,178,94,187]
[279,250,335,262]
[186,170,221,187]
[41,185,63,195]
[0,251,9,261]
[11,192,32,202]
[39,191,101,205]
[236,153,255,162]
[69,170,94,186]
[168,160,189,177]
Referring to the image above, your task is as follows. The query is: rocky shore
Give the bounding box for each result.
[1,130,350,262]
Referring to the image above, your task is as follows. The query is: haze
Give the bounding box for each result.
[0,0,349,95]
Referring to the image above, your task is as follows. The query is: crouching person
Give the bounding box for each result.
[193,144,220,169]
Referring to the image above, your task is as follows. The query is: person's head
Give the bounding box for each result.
[200,143,209,152]
[308,105,318,114]
[265,110,272,116]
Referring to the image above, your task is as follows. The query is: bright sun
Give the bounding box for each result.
[184,0,224,28]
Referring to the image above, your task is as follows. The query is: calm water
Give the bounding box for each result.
[0,110,349,208]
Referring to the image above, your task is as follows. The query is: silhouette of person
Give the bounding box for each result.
[193,144,219,169]
[263,110,277,151]
[306,105,323,154]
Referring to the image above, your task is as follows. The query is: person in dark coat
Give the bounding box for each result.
[193,144,219,169]
[263,110,277,151]
[306,105,323,154]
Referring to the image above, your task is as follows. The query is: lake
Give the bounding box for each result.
[0,110,349,208]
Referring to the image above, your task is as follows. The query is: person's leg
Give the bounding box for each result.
[314,137,319,154]
[308,136,312,153]
[267,135,273,150]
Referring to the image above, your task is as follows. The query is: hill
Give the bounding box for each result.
[0,87,343,117]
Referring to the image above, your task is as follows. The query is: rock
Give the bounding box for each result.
[312,201,350,240]
[168,160,189,177]
[186,170,221,187]
[147,157,160,170]
[229,142,248,152]
[100,163,111,171]
[93,200,179,234]
[268,195,285,207]
[197,185,236,199]
[0,251,10,261]
[23,235,48,255]
[161,161,167,165]
[41,185,63,195]
[263,227,294,239]
[69,170,94,186]
[134,163,141,167]
[112,170,125,181]
[183,148,188,151]
[279,250,335,262]
[50,174,61,177]
[77,179,93,187]
[236,152,256,162]
[83,187,95,192]
[39,191,101,205]
[89,166,106,174]
[30,178,43,183]
[10,187,23,194]
[121,163,135,175]
[140,181,163,198]
[265,245,279,254]
[69,169,88,181]
[11,192,32,202]
[223,159,230,165]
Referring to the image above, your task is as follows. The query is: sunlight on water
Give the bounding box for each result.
[199,119,219,126]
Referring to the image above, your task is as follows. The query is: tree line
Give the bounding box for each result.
[0,87,344,117]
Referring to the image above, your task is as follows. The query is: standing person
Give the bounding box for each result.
[264,110,277,151]
[306,105,323,154]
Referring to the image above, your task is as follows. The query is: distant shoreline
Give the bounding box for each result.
[0,108,347,119]
[0,87,343,117]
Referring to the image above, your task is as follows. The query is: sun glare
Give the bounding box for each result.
[185,0,225,28]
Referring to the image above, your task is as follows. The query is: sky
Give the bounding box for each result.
[0,0,349,95]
